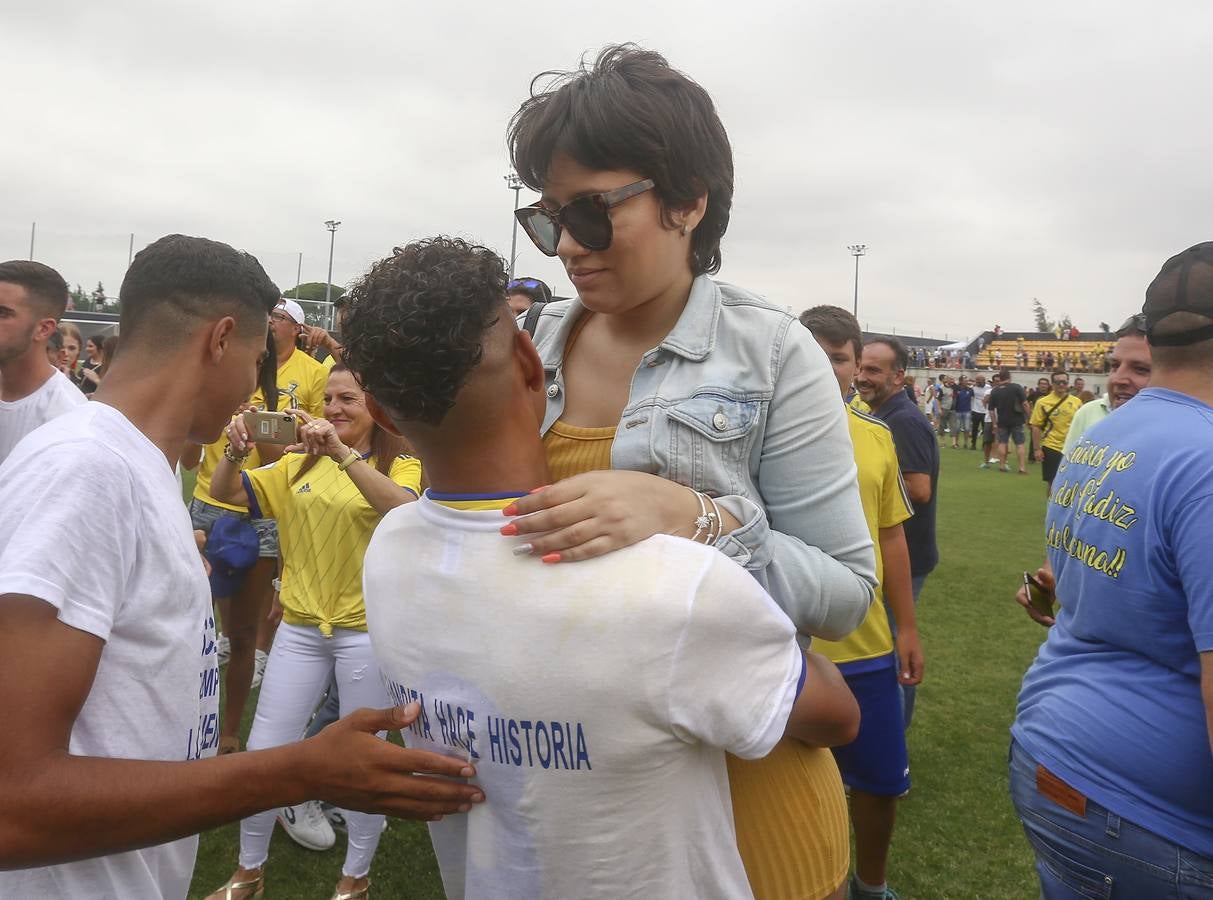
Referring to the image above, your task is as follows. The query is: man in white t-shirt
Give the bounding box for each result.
[0,261,87,463]
[971,373,994,464]
[0,235,484,900]
[344,237,860,900]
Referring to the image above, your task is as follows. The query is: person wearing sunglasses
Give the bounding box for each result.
[1029,369,1084,492]
[504,45,877,900]
[506,277,552,316]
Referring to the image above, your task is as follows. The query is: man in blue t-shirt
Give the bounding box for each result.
[857,337,938,729]
[948,376,974,450]
[1010,242,1213,897]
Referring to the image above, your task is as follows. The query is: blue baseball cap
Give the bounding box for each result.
[206,516,259,598]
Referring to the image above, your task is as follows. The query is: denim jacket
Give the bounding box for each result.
[530,275,876,641]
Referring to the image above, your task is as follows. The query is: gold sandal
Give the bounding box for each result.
[204,870,264,900]
[330,877,371,899]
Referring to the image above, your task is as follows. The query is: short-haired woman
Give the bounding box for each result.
[503,45,877,900]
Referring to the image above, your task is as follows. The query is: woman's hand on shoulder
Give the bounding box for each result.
[501,471,699,563]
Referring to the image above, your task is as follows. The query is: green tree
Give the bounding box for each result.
[1031,298,1054,333]
[91,281,107,306]
[69,283,92,311]
[1058,314,1074,333]
[1099,321,1111,335]
[282,282,345,303]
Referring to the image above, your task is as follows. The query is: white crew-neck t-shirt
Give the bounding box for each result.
[0,402,219,900]
[363,495,806,900]
[0,366,87,463]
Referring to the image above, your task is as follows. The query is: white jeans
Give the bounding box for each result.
[239,623,391,878]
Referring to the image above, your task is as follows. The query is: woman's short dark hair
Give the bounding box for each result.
[509,44,734,276]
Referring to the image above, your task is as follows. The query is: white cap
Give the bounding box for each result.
[276,298,306,325]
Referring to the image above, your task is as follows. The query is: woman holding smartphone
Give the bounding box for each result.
[503,46,877,900]
[204,364,421,900]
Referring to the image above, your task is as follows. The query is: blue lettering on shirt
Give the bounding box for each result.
[384,679,592,772]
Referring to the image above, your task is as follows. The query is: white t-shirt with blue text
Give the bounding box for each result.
[363,495,805,900]
[0,402,219,900]
[1014,388,1213,856]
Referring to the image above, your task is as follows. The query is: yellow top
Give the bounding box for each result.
[540,420,849,899]
[1030,393,1084,452]
[244,452,422,634]
[276,348,328,417]
[542,420,616,482]
[192,350,326,511]
[815,406,913,666]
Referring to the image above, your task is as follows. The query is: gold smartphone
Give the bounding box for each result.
[242,410,298,445]
[1023,572,1054,618]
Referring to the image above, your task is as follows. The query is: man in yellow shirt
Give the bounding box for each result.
[271,299,327,416]
[801,306,925,900]
[1029,369,1083,491]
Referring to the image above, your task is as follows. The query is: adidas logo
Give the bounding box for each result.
[297,483,311,494]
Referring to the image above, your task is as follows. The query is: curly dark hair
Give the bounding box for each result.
[508,44,734,276]
[341,237,507,426]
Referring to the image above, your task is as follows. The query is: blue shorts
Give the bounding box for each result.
[830,659,911,796]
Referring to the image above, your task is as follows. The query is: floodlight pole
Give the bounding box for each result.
[324,220,341,306]
[505,173,524,280]
[848,244,868,317]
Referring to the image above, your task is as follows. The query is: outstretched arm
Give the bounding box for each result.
[0,594,483,869]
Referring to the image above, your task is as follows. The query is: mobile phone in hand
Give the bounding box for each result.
[242,410,298,445]
[1023,571,1054,618]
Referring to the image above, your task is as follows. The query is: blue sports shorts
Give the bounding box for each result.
[831,659,911,796]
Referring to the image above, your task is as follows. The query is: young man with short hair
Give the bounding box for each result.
[971,373,993,462]
[801,306,925,900]
[989,369,1031,474]
[0,235,482,899]
[345,237,860,899]
[0,261,86,463]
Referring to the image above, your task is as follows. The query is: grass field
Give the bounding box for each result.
[187,444,1051,900]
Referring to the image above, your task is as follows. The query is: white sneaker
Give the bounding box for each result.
[278,800,336,851]
[250,649,268,690]
[216,634,230,667]
[320,803,387,835]
[988,457,1000,464]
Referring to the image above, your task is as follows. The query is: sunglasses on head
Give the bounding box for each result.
[514,179,656,256]
[1116,312,1146,336]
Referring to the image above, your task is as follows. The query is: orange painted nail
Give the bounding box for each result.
[502,504,518,516]
[541,552,562,564]
[500,523,518,536]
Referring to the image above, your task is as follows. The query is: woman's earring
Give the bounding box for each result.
[681,223,689,236]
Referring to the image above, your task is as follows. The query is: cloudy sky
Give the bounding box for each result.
[4,1,1211,339]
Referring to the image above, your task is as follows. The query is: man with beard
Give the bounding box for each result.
[857,337,938,728]
[0,261,86,463]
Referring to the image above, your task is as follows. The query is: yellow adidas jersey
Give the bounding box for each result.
[815,406,913,665]
[244,452,422,634]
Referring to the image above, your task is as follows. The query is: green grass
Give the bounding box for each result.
[188,444,1050,899]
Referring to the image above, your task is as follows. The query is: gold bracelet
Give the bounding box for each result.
[337,450,361,472]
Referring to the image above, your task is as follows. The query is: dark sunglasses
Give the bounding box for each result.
[515,179,656,256]
[508,278,543,291]
[1116,313,1146,336]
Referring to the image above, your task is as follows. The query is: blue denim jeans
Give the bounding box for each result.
[1008,739,1213,899]
[886,573,928,728]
